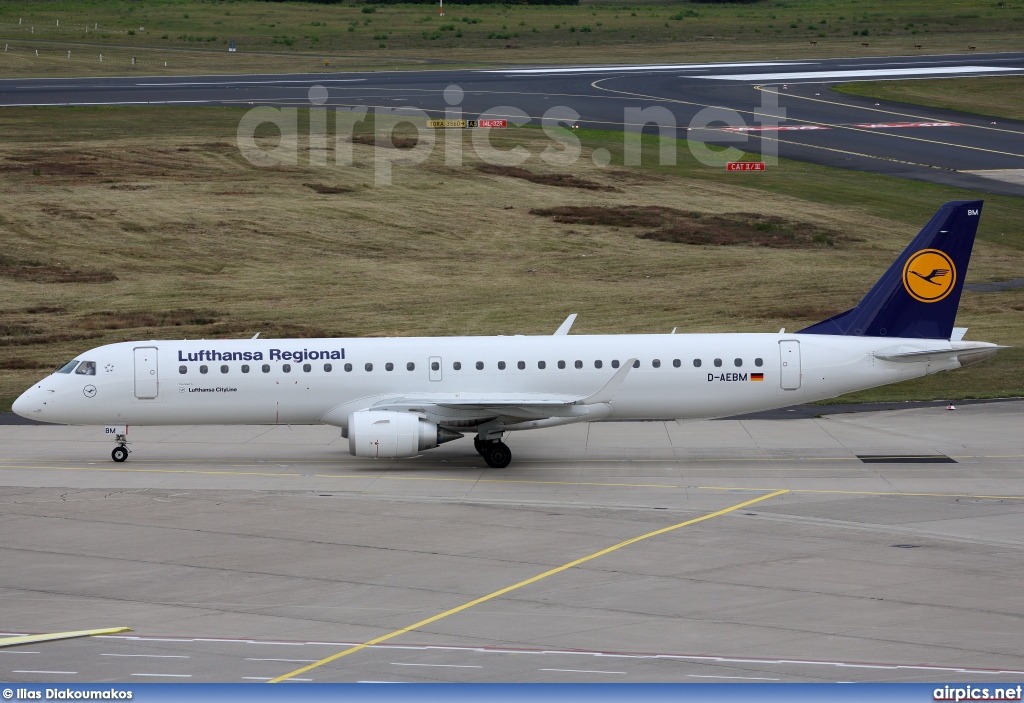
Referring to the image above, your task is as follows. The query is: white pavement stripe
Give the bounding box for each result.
[101,653,189,658]
[688,674,781,681]
[393,667,485,671]
[133,79,366,86]
[244,658,318,663]
[698,65,1021,81]
[484,61,804,75]
[241,677,273,680]
[540,668,627,674]
[130,673,193,678]
[0,651,40,654]
[13,670,77,674]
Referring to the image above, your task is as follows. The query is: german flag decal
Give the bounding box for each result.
[751,373,764,381]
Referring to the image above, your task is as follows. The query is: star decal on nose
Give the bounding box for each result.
[105,364,114,373]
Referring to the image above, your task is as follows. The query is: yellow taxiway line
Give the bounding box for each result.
[267,489,789,683]
[0,627,132,649]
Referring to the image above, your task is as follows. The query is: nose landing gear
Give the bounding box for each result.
[110,433,130,462]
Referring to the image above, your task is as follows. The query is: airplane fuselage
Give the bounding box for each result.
[13,333,980,428]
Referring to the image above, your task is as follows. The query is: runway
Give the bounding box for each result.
[2,400,1023,682]
[3,52,1024,194]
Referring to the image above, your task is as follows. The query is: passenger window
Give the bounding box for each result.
[453,361,462,371]
[75,361,97,376]
[283,364,291,373]
[431,361,439,371]
[303,363,311,372]
[407,362,415,371]
[673,359,681,368]
[476,361,484,370]
[364,363,373,372]
[611,360,619,368]
[633,360,640,368]
[574,360,582,369]
[652,359,661,368]
[179,365,187,375]
[324,363,332,372]
[221,365,229,374]
[498,361,506,370]
[262,364,271,373]
[734,358,742,367]
[242,364,250,373]
[755,357,763,367]
[344,363,353,372]
[594,360,602,369]
[200,365,208,374]
[58,360,79,374]
[385,362,394,371]
[538,361,546,370]
[518,361,525,370]
[714,358,722,367]
[693,359,702,368]
[558,360,566,369]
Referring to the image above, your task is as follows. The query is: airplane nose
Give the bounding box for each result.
[12,387,40,418]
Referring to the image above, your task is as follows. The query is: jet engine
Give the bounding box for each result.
[348,410,463,458]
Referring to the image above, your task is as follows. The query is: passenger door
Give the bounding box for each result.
[134,347,160,399]
[779,340,801,390]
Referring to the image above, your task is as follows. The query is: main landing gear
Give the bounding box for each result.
[474,436,511,469]
[111,433,130,463]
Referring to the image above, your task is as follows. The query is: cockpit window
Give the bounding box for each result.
[57,360,80,374]
[74,361,97,376]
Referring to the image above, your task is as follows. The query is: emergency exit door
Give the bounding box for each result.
[134,347,159,399]
[779,340,801,390]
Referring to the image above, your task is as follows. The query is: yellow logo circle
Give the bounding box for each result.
[902,249,956,303]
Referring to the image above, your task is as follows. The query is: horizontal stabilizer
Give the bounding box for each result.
[875,342,1008,364]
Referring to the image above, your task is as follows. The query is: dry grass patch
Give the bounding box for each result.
[530,205,851,248]
[0,253,117,284]
[303,183,355,195]
[477,164,620,192]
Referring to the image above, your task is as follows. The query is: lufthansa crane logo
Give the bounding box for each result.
[902,249,956,303]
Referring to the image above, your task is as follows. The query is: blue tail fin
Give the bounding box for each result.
[799,200,982,340]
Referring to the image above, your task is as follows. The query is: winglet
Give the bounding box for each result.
[581,358,636,405]
[554,314,577,336]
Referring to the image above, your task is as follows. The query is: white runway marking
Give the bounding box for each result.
[13,670,77,674]
[133,79,366,87]
[130,673,192,678]
[393,667,485,671]
[484,61,804,75]
[101,653,189,658]
[245,658,318,663]
[698,65,1021,81]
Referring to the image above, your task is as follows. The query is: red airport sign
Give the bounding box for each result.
[726,162,765,171]
[478,119,508,128]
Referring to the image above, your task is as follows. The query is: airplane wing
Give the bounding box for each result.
[320,359,636,425]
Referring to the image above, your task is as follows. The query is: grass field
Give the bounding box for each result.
[833,76,1024,123]
[1,0,1023,77]
[0,105,1021,410]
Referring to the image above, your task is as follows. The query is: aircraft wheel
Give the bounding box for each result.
[111,445,128,463]
[473,437,488,456]
[483,442,511,469]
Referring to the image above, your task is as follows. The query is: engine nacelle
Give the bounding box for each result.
[348,410,462,458]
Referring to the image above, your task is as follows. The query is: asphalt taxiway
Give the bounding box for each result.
[1,400,1023,682]
[2,52,1024,194]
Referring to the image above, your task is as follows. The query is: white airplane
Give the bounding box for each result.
[13,200,1005,468]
